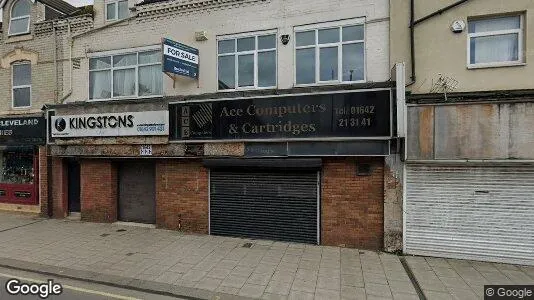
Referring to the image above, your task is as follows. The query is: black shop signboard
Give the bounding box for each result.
[0,117,46,146]
[170,89,392,141]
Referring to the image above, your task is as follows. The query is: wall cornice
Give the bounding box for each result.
[136,0,269,20]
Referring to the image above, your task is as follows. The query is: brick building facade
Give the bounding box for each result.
[44,0,402,250]
[0,0,91,215]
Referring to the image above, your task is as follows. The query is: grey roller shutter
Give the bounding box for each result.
[210,170,319,244]
[405,164,534,266]
[118,162,156,224]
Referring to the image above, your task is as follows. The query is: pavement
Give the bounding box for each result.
[0,212,531,300]
[0,266,183,299]
[405,256,534,300]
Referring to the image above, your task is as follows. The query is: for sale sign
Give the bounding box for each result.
[162,38,199,79]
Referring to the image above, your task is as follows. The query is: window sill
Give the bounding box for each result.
[217,86,277,93]
[467,62,526,70]
[87,95,163,103]
[294,80,366,88]
[6,34,34,43]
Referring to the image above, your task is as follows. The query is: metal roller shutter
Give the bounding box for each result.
[405,164,534,266]
[118,162,156,224]
[210,170,319,244]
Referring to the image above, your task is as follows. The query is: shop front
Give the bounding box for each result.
[0,116,46,209]
[168,88,394,248]
[48,109,169,221]
[47,87,395,249]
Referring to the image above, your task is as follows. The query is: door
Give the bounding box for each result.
[405,164,534,266]
[67,161,80,213]
[118,162,156,224]
[210,170,319,244]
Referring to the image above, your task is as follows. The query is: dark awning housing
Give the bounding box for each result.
[203,158,322,171]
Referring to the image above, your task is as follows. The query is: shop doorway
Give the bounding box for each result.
[209,170,319,244]
[118,162,156,224]
[67,160,81,213]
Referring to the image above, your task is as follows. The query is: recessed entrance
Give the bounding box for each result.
[67,160,80,213]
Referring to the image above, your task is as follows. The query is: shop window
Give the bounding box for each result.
[0,149,34,184]
[89,48,162,100]
[217,31,277,90]
[12,62,31,108]
[468,15,523,68]
[9,0,31,36]
[106,0,129,21]
[295,19,365,85]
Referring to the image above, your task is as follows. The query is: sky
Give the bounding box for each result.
[65,0,94,7]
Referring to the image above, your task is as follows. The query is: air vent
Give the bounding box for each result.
[357,163,372,176]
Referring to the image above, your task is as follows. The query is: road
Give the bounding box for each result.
[0,266,186,300]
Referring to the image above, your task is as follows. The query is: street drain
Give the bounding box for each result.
[100,233,110,237]
[242,243,253,248]
[116,229,127,232]
[126,252,135,256]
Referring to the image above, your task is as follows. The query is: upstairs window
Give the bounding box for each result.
[218,31,277,90]
[106,0,129,21]
[89,49,162,100]
[468,15,523,67]
[9,0,31,36]
[295,20,365,85]
[12,62,31,108]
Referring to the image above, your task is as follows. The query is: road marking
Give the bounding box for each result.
[0,272,141,300]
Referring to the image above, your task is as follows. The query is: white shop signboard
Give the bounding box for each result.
[51,111,169,138]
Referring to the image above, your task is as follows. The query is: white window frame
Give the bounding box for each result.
[216,29,278,91]
[467,14,524,69]
[88,45,163,101]
[12,61,31,109]
[294,18,366,87]
[8,0,31,36]
[105,0,128,22]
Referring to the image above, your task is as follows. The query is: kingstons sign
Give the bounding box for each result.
[170,90,392,141]
[0,116,46,145]
[51,111,169,138]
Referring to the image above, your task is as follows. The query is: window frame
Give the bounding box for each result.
[88,45,163,101]
[12,61,32,109]
[216,29,278,91]
[294,18,366,87]
[8,0,31,36]
[105,0,128,22]
[467,14,524,69]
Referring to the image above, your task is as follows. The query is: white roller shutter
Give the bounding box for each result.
[405,164,534,266]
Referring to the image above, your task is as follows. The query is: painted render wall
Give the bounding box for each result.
[391,0,534,93]
[63,0,390,102]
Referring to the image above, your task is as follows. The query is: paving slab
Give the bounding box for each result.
[2,212,529,300]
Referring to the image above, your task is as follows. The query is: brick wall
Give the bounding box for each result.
[321,157,384,250]
[38,146,48,217]
[155,159,208,233]
[80,160,118,222]
[51,157,67,218]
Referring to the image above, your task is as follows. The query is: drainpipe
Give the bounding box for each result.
[409,0,415,82]
[60,21,73,103]
[409,0,470,85]
[53,22,58,103]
